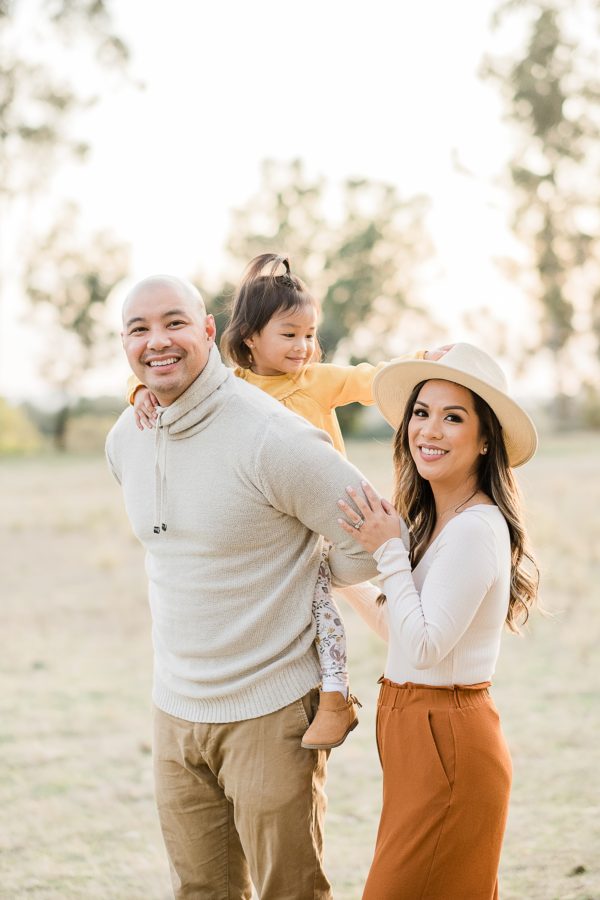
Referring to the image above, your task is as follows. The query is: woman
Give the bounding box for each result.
[337,343,539,900]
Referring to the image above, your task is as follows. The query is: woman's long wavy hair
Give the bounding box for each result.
[220,253,322,369]
[392,380,539,633]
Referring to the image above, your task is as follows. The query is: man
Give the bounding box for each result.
[105,275,379,899]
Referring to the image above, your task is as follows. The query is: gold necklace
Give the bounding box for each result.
[436,488,479,522]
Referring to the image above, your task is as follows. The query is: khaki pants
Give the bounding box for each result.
[153,690,332,900]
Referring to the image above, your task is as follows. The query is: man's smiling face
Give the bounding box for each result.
[122,277,216,406]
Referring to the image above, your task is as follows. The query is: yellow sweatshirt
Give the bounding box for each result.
[128,353,424,455]
[235,363,387,454]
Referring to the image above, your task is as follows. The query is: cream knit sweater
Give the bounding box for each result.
[106,347,378,722]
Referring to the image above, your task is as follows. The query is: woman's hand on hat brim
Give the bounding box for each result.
[337,481,401,554]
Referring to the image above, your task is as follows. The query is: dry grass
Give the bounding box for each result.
[1,434,599,899]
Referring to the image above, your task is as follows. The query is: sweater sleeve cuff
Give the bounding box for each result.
[127,382,144,406]
[373,537,412,575]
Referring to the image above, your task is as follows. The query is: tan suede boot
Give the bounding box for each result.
[301,690,361,750]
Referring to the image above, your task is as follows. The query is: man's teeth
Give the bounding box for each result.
[149,358,178,367]
[421,447,447,456]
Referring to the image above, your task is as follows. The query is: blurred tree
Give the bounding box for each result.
[0,0,131,439]
[213,159,436,363]
[26,205,129,450]
[483,1,600,418]
[0,0,128,207]
[205,159,437,432]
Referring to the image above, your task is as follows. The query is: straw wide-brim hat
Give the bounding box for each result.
[372,343,538,467]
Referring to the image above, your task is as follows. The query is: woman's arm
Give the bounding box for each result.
[339,484,500,669]
[334,582,389,641]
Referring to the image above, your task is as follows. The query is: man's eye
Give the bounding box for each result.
[130,327,146,334]
[168,320,186,327]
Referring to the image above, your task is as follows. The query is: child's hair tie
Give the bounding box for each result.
[277,257,296,288]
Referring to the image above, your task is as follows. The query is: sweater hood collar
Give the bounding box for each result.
[152,346,232,535]
[158,344,232,438]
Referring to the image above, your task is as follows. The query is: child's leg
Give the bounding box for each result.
[302,550,359,750]
[313,551,349,697]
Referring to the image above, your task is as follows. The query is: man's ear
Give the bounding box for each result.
[120,331,125,347]
[205,314,217,342]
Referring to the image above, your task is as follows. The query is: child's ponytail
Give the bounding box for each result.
[221,253,320,369]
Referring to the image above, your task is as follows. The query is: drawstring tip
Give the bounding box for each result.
[153,526,160,534]
[161,523,167,532]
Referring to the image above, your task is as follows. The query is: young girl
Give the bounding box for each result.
[129,253,425,749]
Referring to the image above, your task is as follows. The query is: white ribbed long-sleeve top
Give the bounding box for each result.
[342,506,511,685]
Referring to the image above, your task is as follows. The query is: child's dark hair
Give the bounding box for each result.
[220,253,321,369]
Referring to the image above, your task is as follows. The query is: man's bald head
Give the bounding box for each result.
[122,275,206,325]
[121,274,216,406]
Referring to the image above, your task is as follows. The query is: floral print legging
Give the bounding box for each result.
[313,548,348,684]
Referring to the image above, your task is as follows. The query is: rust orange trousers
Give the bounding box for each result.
[363,679,512,900]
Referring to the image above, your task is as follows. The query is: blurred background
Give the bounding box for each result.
[2,0,600,448]
[1,2,599,899]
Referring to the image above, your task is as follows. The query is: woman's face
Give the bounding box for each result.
[407,380,487,487]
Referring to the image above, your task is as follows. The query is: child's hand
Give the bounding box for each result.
[424,344,454,361]
[133,386,159,430]
[337,481,401,554]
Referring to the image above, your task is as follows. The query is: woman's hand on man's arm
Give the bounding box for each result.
[338,481,401,555]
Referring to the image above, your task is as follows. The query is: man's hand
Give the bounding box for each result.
[133,386,159,430]
[424,344,454,361]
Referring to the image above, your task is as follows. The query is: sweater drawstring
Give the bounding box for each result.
[153,412,168,535]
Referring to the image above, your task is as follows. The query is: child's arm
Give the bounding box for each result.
[127,375,159,430]
[333,583,389,642]
[133,386,159,430]
[319,346,453,410]
[126,374,142,406]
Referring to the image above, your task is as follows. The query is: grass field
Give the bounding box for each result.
[1,434,599,899]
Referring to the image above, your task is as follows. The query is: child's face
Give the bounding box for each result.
[246,305,318,376]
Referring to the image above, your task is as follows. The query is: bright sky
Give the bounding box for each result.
[4,0,552,402]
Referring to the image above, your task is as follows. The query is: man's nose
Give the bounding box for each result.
[147,329,172,350]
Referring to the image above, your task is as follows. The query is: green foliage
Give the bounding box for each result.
[210,159,435,364]
[0,397,42,454]
[484,1,600,405]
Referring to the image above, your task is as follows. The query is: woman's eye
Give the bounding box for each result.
[446,414,463,423]
[413,408,427,418]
